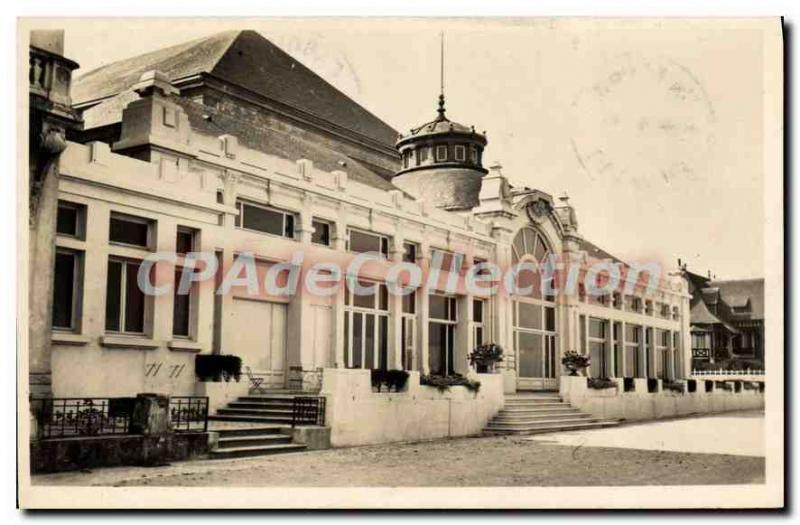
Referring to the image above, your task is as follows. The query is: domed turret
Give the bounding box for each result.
[393,93,488,211]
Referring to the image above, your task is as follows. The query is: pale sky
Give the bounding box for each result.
[56,18,770,278]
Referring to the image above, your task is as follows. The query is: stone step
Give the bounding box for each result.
[217,434,293,449]
[212,425,286,437]
[492,412,593,423]
[237,396,297,403]
[209,414,293,424]
[228,402,294,411]
[485,420,619,435]
[498,405,581,412]
[217,408,294,420]
[487,416,601,429]
[505,398,564,405]
[209,443,307,459]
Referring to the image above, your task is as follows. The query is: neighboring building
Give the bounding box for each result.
[684,269,765,370]
[35,30,691,403]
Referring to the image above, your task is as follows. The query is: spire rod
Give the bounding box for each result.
[437,31,446,119]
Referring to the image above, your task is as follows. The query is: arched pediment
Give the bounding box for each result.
[512,190,565,239]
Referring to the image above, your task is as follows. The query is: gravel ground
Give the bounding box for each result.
[34,434,764,487]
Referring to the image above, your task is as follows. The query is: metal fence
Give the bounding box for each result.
[691,368,765,378]
[32,397,133,439]
[292,396,326,427]
[169,396,209,432]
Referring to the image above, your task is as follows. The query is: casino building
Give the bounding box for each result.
[29,30,703,446]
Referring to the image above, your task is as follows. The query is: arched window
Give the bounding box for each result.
[511,227,551,265]
[511,227,554,301]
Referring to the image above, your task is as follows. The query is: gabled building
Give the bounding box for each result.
[684,269,764,370]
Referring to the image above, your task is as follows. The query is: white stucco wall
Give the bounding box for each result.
[320,368,505,447]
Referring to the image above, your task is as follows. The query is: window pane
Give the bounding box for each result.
[242,204,283,236]
[473,299,483,323]
[402,290,416,314]
[52,252,75,328]
[378,284,388,311]
[124,261,145,333]
[518,332,543,377]
[349,230,380,254]
[379,316,388,370]
[428,323,445,375]
[429,294,448,320]
[589,318,606,339]
[56,204,78,236]
[403,242,417,263]
[353,280,376,309]
[105,260,122,331]
[365,314,375,369]
[351,312,363,368]
[284,213,295,238]
[518,303,542,329]
[545,307,555,331]
[311,220,331,245]
[109,216,149,247]
[173,269,191,337]
[176,229,194,254]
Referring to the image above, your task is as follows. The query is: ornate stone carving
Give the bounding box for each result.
[525,197,551,224]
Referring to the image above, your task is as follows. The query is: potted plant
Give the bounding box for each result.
[561,350,590,376]
[468,343,504,373]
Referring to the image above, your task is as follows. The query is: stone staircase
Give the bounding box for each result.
[207,391,320,459]
[210,424,306,459]
[484,392,619,435]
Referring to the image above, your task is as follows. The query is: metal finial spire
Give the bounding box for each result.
[437,31,446,119]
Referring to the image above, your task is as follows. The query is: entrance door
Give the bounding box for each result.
[230,298,287,388]
[517,332,557,390]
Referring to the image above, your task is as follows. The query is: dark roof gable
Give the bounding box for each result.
[73,30,399,147]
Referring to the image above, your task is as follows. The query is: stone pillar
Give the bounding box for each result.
[28,31,81,401]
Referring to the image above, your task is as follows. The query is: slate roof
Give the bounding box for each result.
[708,278,765,320]
[578,238,627,266]
[73,30,399,147]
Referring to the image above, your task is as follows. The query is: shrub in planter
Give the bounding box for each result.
[734,381,743,393]
[386,369,410,392]
[469,343,504,373]
[662,380,686,394]
[687,379,697,393]
[705,380,714,393]
[715,381,733,392]
[647,378,659,393]
[195,354,242,382]
[623,377,636,393]
[587,377,617,390]
[371,369,410,392]
[420,374,481,393]
[561,350,591,376]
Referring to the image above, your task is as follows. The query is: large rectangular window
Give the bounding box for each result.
[343,280,389,369]
[235,200,296,239]
[624,323,641,377]
[347,228,389,257]
[588,317,608,378]
[172,268,193,338]
[52,249,83,330]
[105,258,147,334]
[109,213,151,248]
[473,299,486,346]
[429,294,457,375]
[514,300,557,381]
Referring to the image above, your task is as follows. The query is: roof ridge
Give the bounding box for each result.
[76,30,241,82]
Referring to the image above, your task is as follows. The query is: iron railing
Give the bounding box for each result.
[32,397,134,439]
[292,396,326,427]
[169,396,209,432]
[691,368,765,377]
